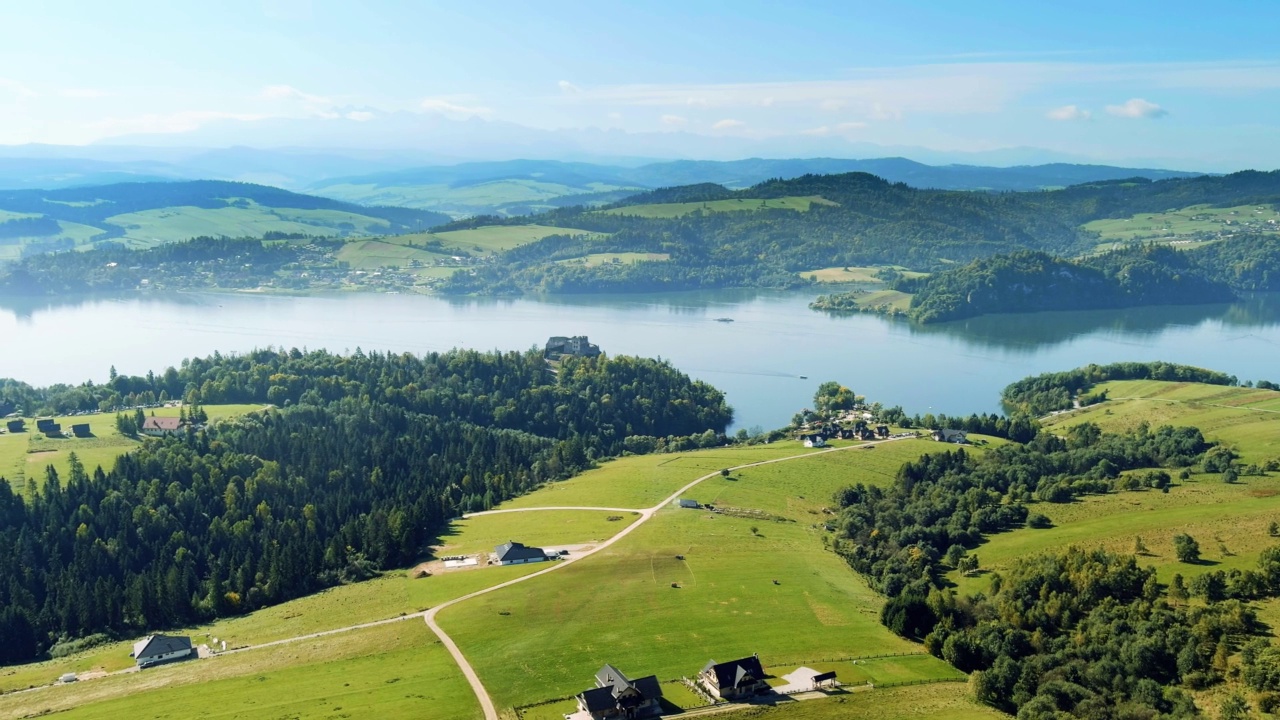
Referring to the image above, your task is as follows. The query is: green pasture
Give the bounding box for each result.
[0,404,268,494]
[735,683,1003,720]
[437,510,640,556]
[335,238,447,271]
[599,195,837,219]
[0,623,481,720]
[499,442,852,510]
[847,289,914,313]
[800,266,928,284]
[768,654,964,687]
[1045,380,1280,464]
[438,505,925,710]
[430,225,584,252]
[1083,203,1280,244]
[103,202,390,248]
[951,473,1280,595]
[556,252,670,267]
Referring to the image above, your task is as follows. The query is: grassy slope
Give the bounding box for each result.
[599,195,837,219]
[952,380,1280,595]
[799,266,929,284]
[439,438,960,711]
[434,510,641,556]
[0,624,481,720]
[555,252,670,267]
[0,404,267,494]
[105,203,392,248]
[1083,203,1280,244]
[334,225,585,273]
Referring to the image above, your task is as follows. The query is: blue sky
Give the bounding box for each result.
[2,0,1278,168]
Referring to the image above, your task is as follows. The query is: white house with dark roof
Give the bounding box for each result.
[574,664,663,719]
[141,416,184,437]
[131,634,194,668]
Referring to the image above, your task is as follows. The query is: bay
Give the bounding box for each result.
[3,290,1279,431]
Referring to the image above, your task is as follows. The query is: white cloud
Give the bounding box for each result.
[660,114,687,126]
[712,118,745,130]
[345,110,375,122]
[1106,98,1168,118]
[420,97,492,119]
[1046,104,1091,121]
[0,78,36,97]
[87,110,265,136]
[558,80,582,95]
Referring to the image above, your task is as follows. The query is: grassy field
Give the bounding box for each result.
[727,683,1003,720]
[499,442,861,510]
[949,380,1280,594]
[1046,380,1280,464]
[105,202,392,248]
[0,623,481,720]
[799,266,928,284]
[435,510,641,556]
[556,252,670,267]
[428,225,585,253]
[0,404,268,493]
[599,195,837,219]
[1083,203,1280,244]
[844,289,914,313]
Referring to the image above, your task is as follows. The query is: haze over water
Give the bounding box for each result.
[4,290,1279,431]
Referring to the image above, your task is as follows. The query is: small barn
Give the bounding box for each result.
[5,419,23,433]
[801,434,826,448]
[699,655,770,700]
[676,499,700,509]
[35,418,57,433]
[132,634,194,669]
[493,541,550,566]
[71,423,91,438]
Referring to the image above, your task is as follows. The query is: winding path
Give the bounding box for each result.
[425,436,909,720]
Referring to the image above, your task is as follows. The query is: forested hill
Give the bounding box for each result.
[896,246,1234,323]
[437,170,1280,295]
[0,348,731,663]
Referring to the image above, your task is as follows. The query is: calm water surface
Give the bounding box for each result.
[3,290,1279,431]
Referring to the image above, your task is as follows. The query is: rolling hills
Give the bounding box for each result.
[0,180,450,262]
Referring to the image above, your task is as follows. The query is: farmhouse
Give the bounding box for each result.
[574,664,663,719]
[131,634,194,669]
[71,423,91,438]
[931,428,968,443]
[493,540,550,565]
[699,655,770,700]
[5,419,23,433]
[801,434,826,448]
[545,335,601,359]
[141,416,184,437]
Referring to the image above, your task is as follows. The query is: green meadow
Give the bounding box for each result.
[556,251,670,267]
[106,202,392,248]
[950,380,1280,594]
[599,195,837,219]
[799,266,929,284]
[732,684,1004,720]
[437,510,640,556]
[1083,203,1280,244]
[0,623,481,720]
[0,404,267,494]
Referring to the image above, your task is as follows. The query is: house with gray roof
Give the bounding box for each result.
[493,540,550,565]
[574,664,663,719]
[698,655,769,700]
[131,634,194,669]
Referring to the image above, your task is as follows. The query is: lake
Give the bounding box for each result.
[3,290,1279,431]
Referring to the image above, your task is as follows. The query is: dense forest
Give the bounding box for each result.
[831,419,1280,716]
[0,348,731,662]
[813,234,1280,324]
[437,170,1280,295]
